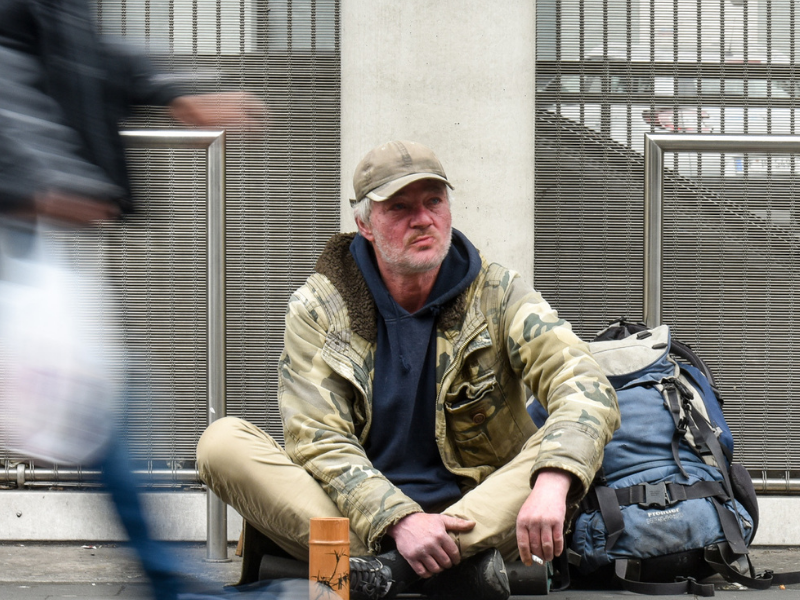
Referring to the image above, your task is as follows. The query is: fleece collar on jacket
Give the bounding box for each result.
[314,232,471,343]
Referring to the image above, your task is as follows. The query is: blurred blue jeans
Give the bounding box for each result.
[100,431,186,600]
[0,219,188,600]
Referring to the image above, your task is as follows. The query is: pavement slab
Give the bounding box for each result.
[1,543,800,599]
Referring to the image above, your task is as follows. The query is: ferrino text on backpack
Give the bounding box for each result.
[528,319,800,596]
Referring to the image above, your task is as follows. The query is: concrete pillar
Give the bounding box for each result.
[341,0,536,282]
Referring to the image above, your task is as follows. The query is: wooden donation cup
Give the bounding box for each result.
[309,517,350,599]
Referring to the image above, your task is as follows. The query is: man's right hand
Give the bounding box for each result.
[386,513,476,578]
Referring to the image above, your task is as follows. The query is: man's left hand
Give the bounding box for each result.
[516,468,573,565]
[387,512,476,578]
[169,92,267,129]
[33,190,120,225]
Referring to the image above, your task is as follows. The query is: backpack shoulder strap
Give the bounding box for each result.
[655,363,750,555]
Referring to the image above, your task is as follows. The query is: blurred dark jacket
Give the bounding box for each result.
[0,0,187,213]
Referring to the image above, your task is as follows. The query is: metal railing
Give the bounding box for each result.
[644,132,800,493]
[124,129,229,561]
[0,129,229,559]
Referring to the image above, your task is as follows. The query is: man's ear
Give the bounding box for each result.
[355,217,374,242]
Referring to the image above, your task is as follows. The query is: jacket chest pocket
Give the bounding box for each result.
[445,371,521,468]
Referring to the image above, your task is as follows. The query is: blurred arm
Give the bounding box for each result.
[104,40,267,129]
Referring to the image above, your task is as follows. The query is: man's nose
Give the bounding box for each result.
[409,205,435,227]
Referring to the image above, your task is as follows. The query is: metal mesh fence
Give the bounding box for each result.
[0,0,340,487]
[535,0,800,489]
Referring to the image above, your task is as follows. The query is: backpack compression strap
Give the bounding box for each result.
[704,543,800,589]
[614,559,716,596]
[583,480,732,553]
[613,543,800,595]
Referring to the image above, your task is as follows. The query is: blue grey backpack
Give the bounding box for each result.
[528,320,799,595]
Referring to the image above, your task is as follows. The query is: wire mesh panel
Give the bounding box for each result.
[109,145,212,470]
[535,0,800,489]
[535,110,646,335]
[661,169,800,478]
[0,0,340,486]
[106,0,341,460]
[643,134,800,486]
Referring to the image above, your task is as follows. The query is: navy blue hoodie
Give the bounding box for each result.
[350,229,481,510]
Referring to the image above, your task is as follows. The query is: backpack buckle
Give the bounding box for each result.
[638,482,673,509]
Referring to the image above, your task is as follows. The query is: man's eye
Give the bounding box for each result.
[428,197,442,206]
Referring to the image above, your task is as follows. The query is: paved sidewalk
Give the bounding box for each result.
[1,543,800,599]
[0,542,241,599]
[0,541,242,585]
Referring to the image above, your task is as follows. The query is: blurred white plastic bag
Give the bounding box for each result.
[0,219,124,465]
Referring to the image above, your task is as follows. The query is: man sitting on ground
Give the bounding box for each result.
[197,140,620,600]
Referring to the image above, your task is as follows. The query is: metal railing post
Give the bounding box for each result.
[122,130,229,561]
[205,132,229,562]
[643,134,664,328]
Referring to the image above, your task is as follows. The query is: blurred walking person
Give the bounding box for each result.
[0,1,264,598]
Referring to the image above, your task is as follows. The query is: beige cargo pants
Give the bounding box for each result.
[197,416,541,562]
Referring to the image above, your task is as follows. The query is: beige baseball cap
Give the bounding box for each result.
[352,140,453,203]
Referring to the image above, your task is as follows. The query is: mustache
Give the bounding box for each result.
[407,229,438,244]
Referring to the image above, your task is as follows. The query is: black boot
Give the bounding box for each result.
[421,548,510,600]
[349,555,395,600]
[349,549,420,600]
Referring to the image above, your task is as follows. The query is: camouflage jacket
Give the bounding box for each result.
[279,233,619,553]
